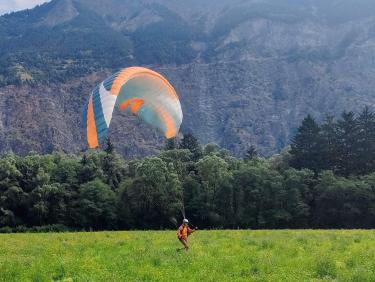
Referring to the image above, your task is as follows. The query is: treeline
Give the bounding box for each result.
[0,108,375,232]
[290,107,375,176]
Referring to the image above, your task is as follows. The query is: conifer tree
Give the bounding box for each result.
[290,115,323,172]
[320,116,339,172]
[244,145,258,162]
[356,107,375,174]
[104,137,114,155]
[102,138,121,189]
[179,133,202,160]
[337,111,359,176]
[164,137,177,151]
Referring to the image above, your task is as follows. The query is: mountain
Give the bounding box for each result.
[0,0,375,157]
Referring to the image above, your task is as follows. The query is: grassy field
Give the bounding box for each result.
[1,230,375,281]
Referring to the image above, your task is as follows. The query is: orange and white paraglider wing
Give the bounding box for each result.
[83,67,183,148]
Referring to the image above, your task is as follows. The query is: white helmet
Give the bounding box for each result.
[183,218,189,224]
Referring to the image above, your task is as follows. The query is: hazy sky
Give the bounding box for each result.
[0,0,50,15]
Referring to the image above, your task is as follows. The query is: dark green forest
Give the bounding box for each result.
[0,107,374,232]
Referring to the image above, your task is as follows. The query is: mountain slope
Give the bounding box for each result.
[0,0,375,157]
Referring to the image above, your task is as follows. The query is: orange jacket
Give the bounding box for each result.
[177,225,194,240]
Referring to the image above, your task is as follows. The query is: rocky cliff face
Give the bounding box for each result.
[0,0,375,157]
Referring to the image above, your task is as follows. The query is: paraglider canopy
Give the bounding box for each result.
[83,67,183,148]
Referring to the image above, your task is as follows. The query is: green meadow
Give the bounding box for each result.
[1,230,375,282]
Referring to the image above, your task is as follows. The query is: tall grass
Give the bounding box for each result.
[1,230,375,281]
